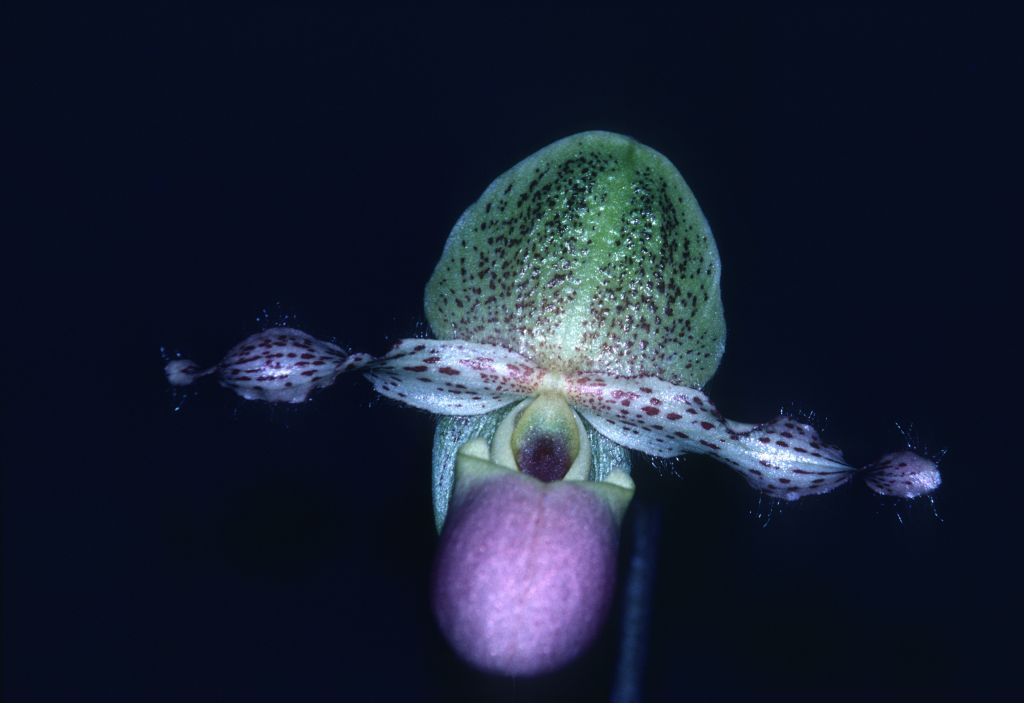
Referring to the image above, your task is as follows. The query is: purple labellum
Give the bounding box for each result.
[431,465,620,676]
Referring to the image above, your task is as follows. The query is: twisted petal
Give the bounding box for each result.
[564,371,938,501]
[166,330,543,411]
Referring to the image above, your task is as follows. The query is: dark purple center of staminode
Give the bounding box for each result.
[515,433,573,482]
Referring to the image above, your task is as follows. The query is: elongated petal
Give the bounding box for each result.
[167,329,544,411]
[564,371,934,501]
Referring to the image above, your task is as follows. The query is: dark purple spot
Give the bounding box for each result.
[515,434,573,483]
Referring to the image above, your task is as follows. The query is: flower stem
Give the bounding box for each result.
[611,500,661,703]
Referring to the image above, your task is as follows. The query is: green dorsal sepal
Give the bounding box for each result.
[425,131,726,388]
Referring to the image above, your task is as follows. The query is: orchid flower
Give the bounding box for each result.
[166,132,941,675]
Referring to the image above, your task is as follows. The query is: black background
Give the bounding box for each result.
[6,6,1018,702]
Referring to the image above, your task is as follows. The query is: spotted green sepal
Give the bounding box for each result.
[425,130,726,388]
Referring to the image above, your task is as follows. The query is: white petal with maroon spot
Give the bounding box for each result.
[216,328,354,403]
[563,372,857,500]
[364,339,545,415]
